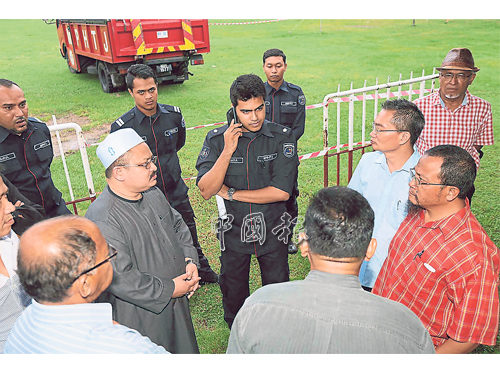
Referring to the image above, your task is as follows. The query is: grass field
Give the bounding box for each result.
[1,19,499,354]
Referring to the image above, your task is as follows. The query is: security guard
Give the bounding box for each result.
[111,64,218,285]
[0,79,71,218]
[263,48,306,254]
[196,74,299,328]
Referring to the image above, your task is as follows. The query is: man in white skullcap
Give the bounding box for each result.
[85,128,201,354]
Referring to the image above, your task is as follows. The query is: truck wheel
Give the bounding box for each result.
[67,58,79,74]
[98,62,114,93]
[64,45,79,74]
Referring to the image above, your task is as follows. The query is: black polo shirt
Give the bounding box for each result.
[111,103,188,207]
[0,118,70,218]
[265,81,306,141]
[196,120,299,256]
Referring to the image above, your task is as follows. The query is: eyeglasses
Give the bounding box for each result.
[440,72,472,82]
[371,123,405,135]
[409,168,448,187]
[72,244,117,283]
[118,156,157,170]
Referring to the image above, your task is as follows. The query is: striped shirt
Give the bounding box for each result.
[414,90,494,168]
[373,202,500,347]
[4,300,169,354]
[0,231,31,353]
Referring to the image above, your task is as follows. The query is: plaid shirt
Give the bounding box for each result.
[414,90,494,168]
[373,202,500,347]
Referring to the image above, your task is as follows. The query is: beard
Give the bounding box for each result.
[405,199,423,217]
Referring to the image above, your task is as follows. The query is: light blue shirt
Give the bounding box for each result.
[348,150,420,288]
[4,300,169,354]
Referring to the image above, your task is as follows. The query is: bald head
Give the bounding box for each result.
[18,216,108,303]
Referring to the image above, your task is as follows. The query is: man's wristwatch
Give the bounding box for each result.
[185,258,200,269]
[227,188,236,202]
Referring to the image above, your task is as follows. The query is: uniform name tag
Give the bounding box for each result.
[257,153,277,162]
[34,140,50,151]
[164,127,179,137]
[281,101,297,106]
[230,157,244,164]
[0,152,16,163]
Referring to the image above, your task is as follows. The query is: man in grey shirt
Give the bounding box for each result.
[226,186,435,354]
[85,128,200,354]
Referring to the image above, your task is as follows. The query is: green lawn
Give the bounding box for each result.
[1,19,499,354]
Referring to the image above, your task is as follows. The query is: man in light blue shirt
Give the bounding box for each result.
[348,99,424,291]
[4,215,168,354]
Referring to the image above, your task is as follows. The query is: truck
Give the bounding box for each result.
[56,19,210,93]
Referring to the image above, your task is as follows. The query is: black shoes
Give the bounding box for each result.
[199,269,219,285]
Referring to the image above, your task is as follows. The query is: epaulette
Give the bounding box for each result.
[267,121,294,138]
[112,109,135,128]
[286,82,304,92]
[206,124,228,140]
[159,103,182,114]
[28,117,46,125]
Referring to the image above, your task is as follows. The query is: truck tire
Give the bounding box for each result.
[98,62,114,93]
[67,58,79,74]
[63,44,79,74]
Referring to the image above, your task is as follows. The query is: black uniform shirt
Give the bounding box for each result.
[265,81,306,141]
[196,120,299,256]
[111,104,188,207]
[0,118,69,218]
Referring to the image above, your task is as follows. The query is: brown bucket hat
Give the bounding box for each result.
[436,48,480,72]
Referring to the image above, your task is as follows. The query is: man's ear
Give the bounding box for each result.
[112,165,126,182]
[75,274,92,299]
[364,238,377,262]
[446,186,460,202]
[399,131,410,146]
[298,232,310,258]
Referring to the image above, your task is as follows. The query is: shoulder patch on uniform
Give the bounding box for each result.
[199,145,210,161]
[283,142,295,158]
[113,110,135,128]
[298,94,306,106]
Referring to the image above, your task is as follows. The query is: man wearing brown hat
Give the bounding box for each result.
[414,48,494,202]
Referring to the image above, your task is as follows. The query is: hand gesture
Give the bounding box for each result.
[172,272,201,299]
[223,119,243,155]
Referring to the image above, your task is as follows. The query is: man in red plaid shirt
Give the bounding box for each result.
[373,145,499,354]
[414,48,494,202]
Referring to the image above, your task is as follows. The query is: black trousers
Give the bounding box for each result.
[171,198,215,278]
[219,246,289,329]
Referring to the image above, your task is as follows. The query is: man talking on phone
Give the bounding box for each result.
[196,74,299,329]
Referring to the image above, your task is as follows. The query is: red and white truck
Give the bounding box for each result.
[56,19,210,92]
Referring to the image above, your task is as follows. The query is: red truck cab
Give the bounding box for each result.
[57,19,210,92]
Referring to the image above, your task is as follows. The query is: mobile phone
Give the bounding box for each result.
[226,107,239,125]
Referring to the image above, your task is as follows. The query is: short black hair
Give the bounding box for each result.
[0,79,20,89]
[304,186,374,259]
[126,64,157,91]
[381,99,425,147]
[17,217,97,303]
[263,48,287,64]
[425,145,477,199]
[104,150,132,179]
[230,74,266,107]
